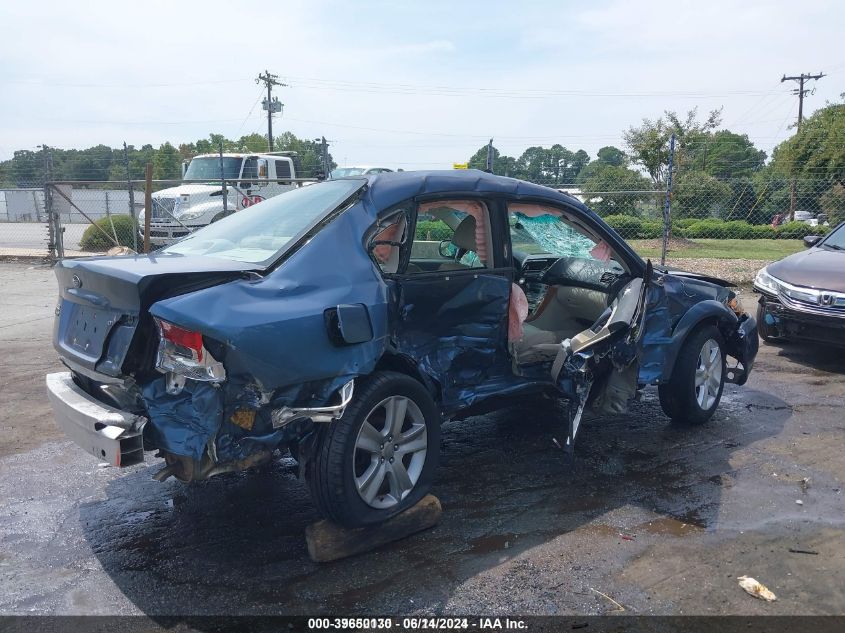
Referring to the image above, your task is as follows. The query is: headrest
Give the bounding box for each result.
[451,215,477,252]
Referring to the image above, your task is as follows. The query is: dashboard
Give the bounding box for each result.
[513,251,629,314]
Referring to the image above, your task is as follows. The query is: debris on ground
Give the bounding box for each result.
[590,587,626,612]
[796,499,804,505]
[737,576,777,602]
[800,477,812,493]
[788,548,819,555]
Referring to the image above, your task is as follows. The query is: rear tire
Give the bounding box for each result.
[659,325,726,425]
[305,371,440,528]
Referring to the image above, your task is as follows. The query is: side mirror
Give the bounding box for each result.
[803,235,822,248]
[439,239,457,258]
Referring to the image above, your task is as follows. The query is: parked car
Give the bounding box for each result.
[46,171,758,527]
[330,165,393,178]
[754,221,845,345]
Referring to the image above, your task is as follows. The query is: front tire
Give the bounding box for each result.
[305,371,440,528]
[659,325,726,425]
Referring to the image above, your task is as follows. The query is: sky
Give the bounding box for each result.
[1,0,843,169]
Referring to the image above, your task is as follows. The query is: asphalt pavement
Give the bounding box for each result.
[0,263,843,616]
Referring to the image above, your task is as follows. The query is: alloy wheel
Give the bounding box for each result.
[353,396,428,509]
[695,338,723,410]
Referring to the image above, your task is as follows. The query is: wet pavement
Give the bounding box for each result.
[1,263,843,615]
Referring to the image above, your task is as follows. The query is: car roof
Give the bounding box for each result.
[361,169,588,213]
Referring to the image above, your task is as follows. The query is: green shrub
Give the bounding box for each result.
[80,215,138,251]
[673,217,698,229]
[603,215,643,237]
[722,221,755,239]
[638,220,663,239]
[749,224,776,239]
[776,221,829,239]
[684,219,727,238]
[414,220,452,241]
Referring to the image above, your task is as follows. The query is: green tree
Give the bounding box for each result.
[820,183,845,225]
[672,171,733,219]
[580,163,653,217]
[624,107,722,185]
[577,146,632,183]
[686,130,766,179]
[769,100,845,184]
[467,144,518,176]
[596,146,627,167]
[153,142,182,180]
[10,150,42,185]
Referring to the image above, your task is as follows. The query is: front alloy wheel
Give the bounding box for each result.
[694,338,723,410]
[659,325,727,425]
[306,371,440,528]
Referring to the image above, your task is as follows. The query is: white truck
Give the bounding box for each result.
[139,152,306,246]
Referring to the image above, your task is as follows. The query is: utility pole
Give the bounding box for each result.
[485,138,494,173]
[781,71,825,220]
[256,70,286,152]
[314,137,330,178]
[661,134,676,267]
[124,142,138,252]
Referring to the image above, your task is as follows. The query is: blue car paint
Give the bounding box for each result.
[141,378,223,461]
[54,170,759,465]
[638,273,758,385]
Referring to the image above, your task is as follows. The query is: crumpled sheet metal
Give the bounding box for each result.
[144,204,389,462]
[150,207,389,395]
[141,378,223,461]
[638,273,744,384]
[390,272,530,412]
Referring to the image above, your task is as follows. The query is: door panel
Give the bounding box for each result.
[390,270,513,407]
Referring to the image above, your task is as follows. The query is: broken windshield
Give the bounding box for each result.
[510,213,596,258]
[162,179,364,265]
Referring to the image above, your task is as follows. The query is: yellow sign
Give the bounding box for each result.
[453,162,468,170]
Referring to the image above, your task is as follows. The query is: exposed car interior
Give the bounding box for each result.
[369,198,635,367]
[507,204,631,366]
[406,200,494,273]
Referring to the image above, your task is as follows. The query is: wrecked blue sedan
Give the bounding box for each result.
[46,170,758,527]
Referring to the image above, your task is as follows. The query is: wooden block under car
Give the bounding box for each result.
[305,494,442,563]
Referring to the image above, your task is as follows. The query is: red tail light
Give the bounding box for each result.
[157,319,203,361]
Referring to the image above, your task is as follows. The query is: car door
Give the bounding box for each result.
[371,197,514,410]
[505,200,649,447]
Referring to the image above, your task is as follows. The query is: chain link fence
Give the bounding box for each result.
[2,166,840,285]
[39,177,321,258]
[520,175,839,284]
[0,184,53,259]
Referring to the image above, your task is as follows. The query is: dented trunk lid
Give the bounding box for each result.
[53,254,257,378]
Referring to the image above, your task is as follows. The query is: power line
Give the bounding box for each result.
[256,71,287,151]
[781,71,825,128]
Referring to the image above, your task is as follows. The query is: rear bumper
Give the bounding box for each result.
[45,372,146,467]
[758,294,845,346]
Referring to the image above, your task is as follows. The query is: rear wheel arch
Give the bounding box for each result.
[374,352,442,405]
[305,369,441,527]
